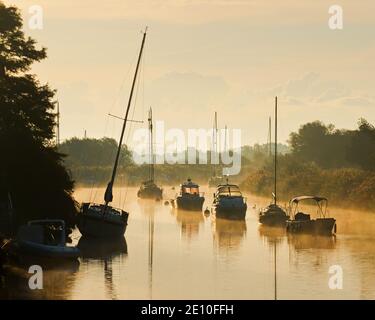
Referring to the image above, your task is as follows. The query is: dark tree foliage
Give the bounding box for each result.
[347,119,375,171]
[59,137,133,168]
[0,3,77,233]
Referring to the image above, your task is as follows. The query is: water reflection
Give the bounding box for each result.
[78,236,127,300]
[0,261,79,299]
[258,225,286,246]
[287,234,336,251]
[78,236,127,259]
[138,201,155,299]
[2,188,375,300]
[174,209,204,240]
[212,218,247,253]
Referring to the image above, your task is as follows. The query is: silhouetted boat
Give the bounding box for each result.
[259,204,288,226]
[78,29,148,238]
[138,107,163,200]
[286,196,337,235]
[175,178,205,211]
[259,97,288,226]
[212,178,247,220]
[4,220,80,262]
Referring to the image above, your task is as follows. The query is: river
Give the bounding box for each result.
[1,186,375,299]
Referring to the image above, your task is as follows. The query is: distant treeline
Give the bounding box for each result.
[59,119,375,209]
[58,137,288,186]
[241,119,375,209]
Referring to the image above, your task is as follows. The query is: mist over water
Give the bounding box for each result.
[1,187,375,300]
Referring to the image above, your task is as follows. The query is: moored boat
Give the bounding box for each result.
[175,178,205,211]
[212,179,247,220]
[286,196,336,235]
[4,220,80,262]
[259,203,288,226]
[78,203,128,238]
[259,97,288,226]
[137,107,163,200]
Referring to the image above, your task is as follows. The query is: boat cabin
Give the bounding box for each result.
[215,184,243,198]
[180,179,202,196]
[17,220,66,247]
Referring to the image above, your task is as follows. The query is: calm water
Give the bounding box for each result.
[1,186,375,300]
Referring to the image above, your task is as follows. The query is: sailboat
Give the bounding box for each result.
[137,107,163,200]
[78,28,148,238]
[208,112,223,187]
[259,97,289,226]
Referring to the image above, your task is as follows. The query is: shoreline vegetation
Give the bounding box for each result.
[0,3,77,234]
[60,119,375,211]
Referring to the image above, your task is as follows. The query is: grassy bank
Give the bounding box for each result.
[240,156,375,210]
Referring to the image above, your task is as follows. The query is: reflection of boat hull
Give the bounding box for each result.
[286,218,336,235]
[214,218,247,250]
[78,236,127,259]
[259,205,288,227]
[287,233,336,250]
[78,204,128,238]
[176,196,204,211]
[213,202,247,220]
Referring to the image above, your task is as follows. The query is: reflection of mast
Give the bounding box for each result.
[148,209,155,298]
[274,241,277,300]
[104,259,117,300]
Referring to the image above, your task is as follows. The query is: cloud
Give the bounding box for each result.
[149,71,229,108]
[340,96,375,107]
[264,73,374,111]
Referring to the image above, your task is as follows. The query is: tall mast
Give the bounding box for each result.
[215,112,218,176]
[224,124,227,153]
[268,116,272,157]
[274,96,278,205]
[56,101,60,146]
[148,107,154,182]
[104,28,147,205]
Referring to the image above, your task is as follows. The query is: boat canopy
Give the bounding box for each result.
[290,196,327,203]
[217,185,242,197]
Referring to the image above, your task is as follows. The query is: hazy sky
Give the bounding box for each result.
[4,0,375,147]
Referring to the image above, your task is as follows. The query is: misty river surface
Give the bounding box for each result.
[2,186,375,300]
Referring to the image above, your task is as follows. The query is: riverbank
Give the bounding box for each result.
[240,165,375,210]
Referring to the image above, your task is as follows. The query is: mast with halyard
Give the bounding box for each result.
[104,27,148,206]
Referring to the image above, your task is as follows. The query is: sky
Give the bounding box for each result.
[4,0,375,147]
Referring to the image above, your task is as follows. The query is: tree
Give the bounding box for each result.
[289,121,350,168]
[347,118,375,170]
[0,3,76,233]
